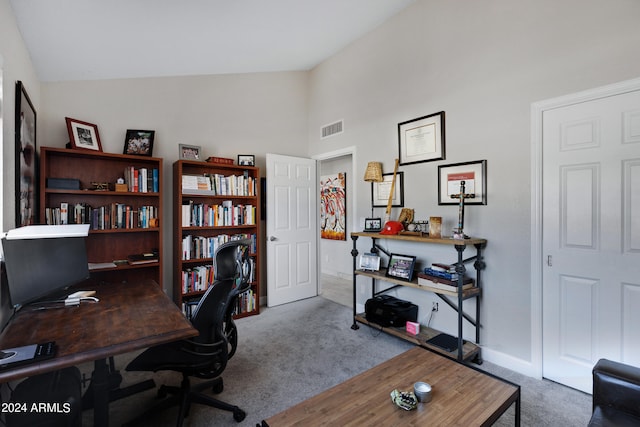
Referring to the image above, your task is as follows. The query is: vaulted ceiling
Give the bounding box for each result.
[10,0,415,82]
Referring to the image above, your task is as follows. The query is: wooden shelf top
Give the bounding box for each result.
[351,231,486,246]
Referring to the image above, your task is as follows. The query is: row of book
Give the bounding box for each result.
[417,262,475,292]
[182,172,256,197]
[124,167,160,193]
[181,233,257,261]
[180,257,256,294]
[182,288,256,318]
[181,201,256,227]
[44,202,158,229]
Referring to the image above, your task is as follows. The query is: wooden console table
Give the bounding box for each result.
[350,232,487,362]
[262,347,520,426]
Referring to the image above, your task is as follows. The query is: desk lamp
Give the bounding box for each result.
[364,162,383,231]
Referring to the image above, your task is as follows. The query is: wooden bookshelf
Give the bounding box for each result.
[39,146,163,288]
[173,159,260,318]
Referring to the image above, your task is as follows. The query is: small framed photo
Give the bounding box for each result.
[237,154,255,166]
[179,144,202,161]
[123,130,155,156]
[372,172,404,208]
[386,253,416,282]
[359,253,381,271]
[66,117,102,151]
[364,217,382,232]
[438,160,487,205]
[398,111,445,166]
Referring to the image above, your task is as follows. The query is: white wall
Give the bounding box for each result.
[0,0,40,231]
[307,0,640,371]
[39,72,310,297]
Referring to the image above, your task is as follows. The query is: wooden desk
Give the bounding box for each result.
[263,347,520,426]
[0,280,197,427]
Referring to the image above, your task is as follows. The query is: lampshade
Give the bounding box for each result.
[364,162,383,182]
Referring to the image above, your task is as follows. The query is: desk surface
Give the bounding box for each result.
[263,347,519,426]
[0,279,197,383]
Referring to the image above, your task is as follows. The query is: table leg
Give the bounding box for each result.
[91,358,110,427]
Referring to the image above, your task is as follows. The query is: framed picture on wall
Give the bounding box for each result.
[15,81,38,227]
[437,160,487,205]
[372,172,404,208]
[320,172,347,240]
[398,111,445,166]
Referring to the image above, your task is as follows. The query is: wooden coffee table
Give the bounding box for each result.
[261,347,520,426]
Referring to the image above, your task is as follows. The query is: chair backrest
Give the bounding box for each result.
[188,239,251,343]
[214,239,252,295]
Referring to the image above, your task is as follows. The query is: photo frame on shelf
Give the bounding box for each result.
[179,144,202,161]
[372,172,404,208]
[237,154,255,166]
[66,117,102,151]
[364,217,382,232]
[386,253,417,281]
[359,253,381,271]
[15,81,38,227]
[398,111,445,166]
[438,160,487,205]
[123,130,155,156]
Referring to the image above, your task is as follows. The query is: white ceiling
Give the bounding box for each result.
[10,0,415,82]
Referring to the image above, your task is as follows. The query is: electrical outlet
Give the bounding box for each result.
[432,302,439,312]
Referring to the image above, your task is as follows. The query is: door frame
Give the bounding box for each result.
[530,76,640,379]
[312,146,357,294]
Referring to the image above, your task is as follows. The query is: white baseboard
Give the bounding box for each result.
[481,346,541,379]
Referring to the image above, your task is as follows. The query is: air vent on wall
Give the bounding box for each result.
[321,120,344,139]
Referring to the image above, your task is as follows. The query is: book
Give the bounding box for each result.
[127,252,158,265]
[423,268,459,281]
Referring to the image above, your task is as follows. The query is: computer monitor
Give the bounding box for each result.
[1,224,90,310]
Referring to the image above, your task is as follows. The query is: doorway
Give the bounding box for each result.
[315,148,356,308]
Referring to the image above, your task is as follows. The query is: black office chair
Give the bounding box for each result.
[125,240,251,426]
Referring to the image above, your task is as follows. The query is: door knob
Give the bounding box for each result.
[269,236,278,241]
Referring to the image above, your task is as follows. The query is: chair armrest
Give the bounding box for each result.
[593,358,640,418]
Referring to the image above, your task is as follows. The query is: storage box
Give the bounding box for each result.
[46,178,80,190]
[406,321,420,336]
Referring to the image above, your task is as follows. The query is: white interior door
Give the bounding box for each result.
[266,153,318,307]
[542,89,640,392]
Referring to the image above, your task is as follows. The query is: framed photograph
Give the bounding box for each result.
[179,144,202,161]
[359,253,381,271]
[237,154,255,166]
[364,217,382,232]
[66,117,102,151]
[372,172,404,208]
[438,160,487,205]
[398,111,445,166]
[123,130,155,156]
[386,253,417,282]
[15,81,38,227]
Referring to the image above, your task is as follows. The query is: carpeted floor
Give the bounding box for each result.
[81,296,592,426]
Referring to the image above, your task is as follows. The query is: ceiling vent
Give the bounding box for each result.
[321,120,344,139]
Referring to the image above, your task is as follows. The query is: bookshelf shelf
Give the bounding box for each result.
[39,146,163,288]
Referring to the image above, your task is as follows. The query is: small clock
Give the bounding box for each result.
[364,217,382,232]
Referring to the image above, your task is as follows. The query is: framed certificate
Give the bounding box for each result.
[398,111,445,166]
[438,160,487,205]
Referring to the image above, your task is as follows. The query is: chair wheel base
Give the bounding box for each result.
[233,408,246,422]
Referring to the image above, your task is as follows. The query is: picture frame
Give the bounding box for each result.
[15,81,38,227]
[359,253,381,271]
[179,144,202,161]
[372,172,404,208]
[66,117,102,151]
[237,154,255,166]
[438,160,487,205]
[386,253,417,282]
[123,130,155,156]
[364,217,382,232]
[320,172,347,241]
[398,111,445,166]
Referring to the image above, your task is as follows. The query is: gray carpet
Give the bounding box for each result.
[82,296,592,426]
